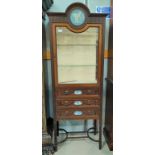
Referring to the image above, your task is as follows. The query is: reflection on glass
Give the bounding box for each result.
[56,27,99,84]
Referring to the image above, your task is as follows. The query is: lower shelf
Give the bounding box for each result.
[57,127,99,144]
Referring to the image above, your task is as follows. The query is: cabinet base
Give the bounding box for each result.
[55,126,102,150]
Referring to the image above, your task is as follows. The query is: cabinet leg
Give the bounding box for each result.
[99,126,102,150]
[57,121,59,136]
[53,144,57,152]
[54,120,58,151]
[99,117,102,150]
[93,120,97,135]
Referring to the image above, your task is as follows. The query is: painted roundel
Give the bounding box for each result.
[69,8,86,26]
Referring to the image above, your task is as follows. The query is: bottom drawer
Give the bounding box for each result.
[56,108,99,120]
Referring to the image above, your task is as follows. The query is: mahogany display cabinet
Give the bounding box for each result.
[47,3,107,150]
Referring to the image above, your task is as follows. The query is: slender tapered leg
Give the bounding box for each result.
[54,119,57,151]
[93,120,97,135]
[57,121,59,136]
[99,115,102,149]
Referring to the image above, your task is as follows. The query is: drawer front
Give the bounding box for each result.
[56,88,99,97]
[56,99,99,109]
[56,108,99,120]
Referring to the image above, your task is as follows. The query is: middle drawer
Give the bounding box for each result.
[56,99,100,109]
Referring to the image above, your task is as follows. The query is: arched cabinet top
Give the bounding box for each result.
[47,3,108,30]
[65,2,90,15]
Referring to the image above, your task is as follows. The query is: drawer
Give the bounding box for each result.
[56,88,99,96]
[56,99,99,109]
[56,108,99,120]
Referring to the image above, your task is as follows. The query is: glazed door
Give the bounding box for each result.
[52,24,102,86]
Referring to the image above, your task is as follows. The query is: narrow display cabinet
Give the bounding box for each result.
[47,3,107,150]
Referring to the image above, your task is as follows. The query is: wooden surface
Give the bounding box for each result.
[104,5,113,149]
[104,79,113,151]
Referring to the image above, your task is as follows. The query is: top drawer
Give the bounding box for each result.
[56,87,99,97]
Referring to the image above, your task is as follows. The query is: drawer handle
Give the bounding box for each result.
[73,111,83,116]
[74,101,82,106]
[63,101,70,105]
[74,90,82,95]
[87,90,93,94]
[64,90,70,95]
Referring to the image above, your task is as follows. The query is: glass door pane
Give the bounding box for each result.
[56,27,99,84]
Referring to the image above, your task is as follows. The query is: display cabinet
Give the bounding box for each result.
[47,3,107,150]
